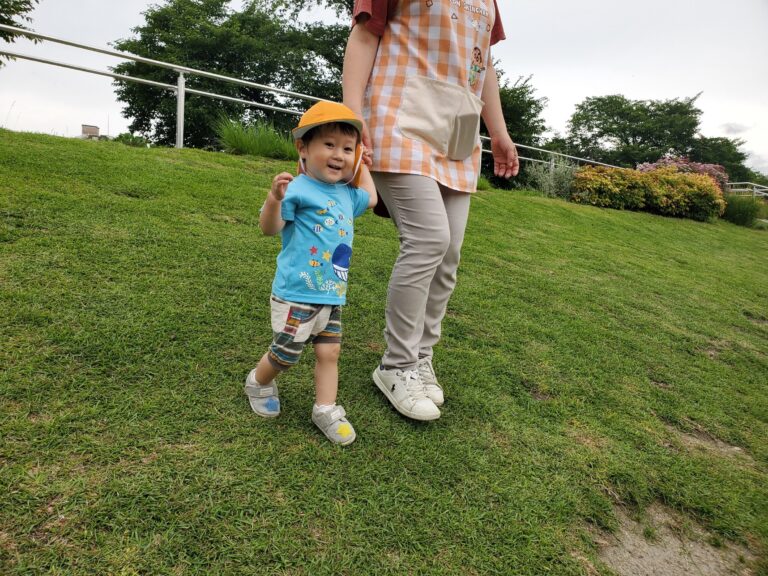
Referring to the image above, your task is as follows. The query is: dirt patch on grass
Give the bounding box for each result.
[365,340,384,353]
[531,389,553,401]
[743,311,767,326]
[704,339,731,360]
[595,504,755,576]
[566,421,609,451]
[0,530,17,552]
[664,422,753,464]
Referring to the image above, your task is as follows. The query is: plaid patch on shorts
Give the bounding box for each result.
[268,298,342,370]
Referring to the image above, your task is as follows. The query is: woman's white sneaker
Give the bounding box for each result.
[373,366,440,421]
[417,357,444,407]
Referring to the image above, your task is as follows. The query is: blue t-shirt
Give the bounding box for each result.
[271,174,370,305]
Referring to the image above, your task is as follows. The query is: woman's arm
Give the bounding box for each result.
[342,18,380,149]
[481,59,519,178]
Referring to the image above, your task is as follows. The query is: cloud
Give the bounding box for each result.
[745,150,768,176]
[721,122,750,135]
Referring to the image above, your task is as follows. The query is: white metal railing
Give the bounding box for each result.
[725,182,768,198]
[0,23,615,169]
[479,136,619,169]
[0,23,316,147]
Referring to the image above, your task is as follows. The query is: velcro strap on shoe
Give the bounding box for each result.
[244,384,275,398]
[315,406,346,428]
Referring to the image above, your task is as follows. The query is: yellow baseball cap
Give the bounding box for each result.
[292,101,363,141]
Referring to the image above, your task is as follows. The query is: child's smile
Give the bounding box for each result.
[300,129,358,185]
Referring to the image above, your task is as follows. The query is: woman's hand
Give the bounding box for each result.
[490,132,519,179]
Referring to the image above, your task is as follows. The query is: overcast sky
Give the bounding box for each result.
[1,0,767,173]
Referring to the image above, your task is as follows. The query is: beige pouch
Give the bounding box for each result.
[448,90,484,160]
[397,76,484,161]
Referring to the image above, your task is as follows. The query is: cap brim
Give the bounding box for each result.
[292,118,363,140]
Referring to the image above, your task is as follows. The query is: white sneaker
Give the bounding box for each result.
[373,366,440,421]
[243,368,280,418]
[417,357,444,407]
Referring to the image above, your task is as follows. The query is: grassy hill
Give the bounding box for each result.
[1,129,766,575]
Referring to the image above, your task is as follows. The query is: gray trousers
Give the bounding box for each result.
[372,172,471,370]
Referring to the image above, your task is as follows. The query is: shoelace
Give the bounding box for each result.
[417,359,435,384]
[399,369,428,400]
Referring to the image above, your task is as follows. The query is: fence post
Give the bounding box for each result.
[176,72,185,149]
[549,157,555,175]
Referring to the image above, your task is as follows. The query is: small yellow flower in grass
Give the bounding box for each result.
[336,423,353,438]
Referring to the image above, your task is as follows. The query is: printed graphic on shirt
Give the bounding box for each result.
[447,0,491,20]
[332,244,352,282]
[296,198,353,298]
[444,1,491,88]
[469,45,486,88]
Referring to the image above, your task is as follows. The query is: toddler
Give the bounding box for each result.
[244,101,377,445]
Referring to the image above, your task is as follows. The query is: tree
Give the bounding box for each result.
[566,94,702,167]
[689,136,751,183]
[112,0,348,147]
[0,0,40,68]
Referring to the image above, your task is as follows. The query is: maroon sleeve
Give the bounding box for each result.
[490,0,506,45]
[351,0,397,37]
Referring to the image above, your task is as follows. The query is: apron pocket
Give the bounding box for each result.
[397,76,457,156]
[397,76,483,161]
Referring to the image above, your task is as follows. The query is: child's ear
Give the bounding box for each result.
[296,139,306,158]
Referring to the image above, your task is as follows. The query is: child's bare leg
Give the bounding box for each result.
[312,342,355,445]
[255,353,281,385]
[314,343,340,405]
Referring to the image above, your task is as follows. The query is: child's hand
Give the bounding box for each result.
[270,172,293,202]
[361,145,373,167]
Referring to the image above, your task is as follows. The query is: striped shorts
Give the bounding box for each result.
[267,295,342,370]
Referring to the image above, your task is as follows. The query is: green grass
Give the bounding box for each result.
[1,129,766,575]
[215,118,298,160]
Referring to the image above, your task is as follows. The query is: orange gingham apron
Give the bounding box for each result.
[364,0,496,193]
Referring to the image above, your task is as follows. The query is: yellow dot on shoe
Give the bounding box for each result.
[336,423,353,438]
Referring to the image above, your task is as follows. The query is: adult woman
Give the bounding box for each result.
[343,0,519,420]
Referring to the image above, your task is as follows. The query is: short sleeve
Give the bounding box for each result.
[281,183,301,222]
[490,0,506,45]
[350,186,370,218]
[351,0,396,37]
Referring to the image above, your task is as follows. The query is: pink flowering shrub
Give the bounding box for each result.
[637,157,729,192]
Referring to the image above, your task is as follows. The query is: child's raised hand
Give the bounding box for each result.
[270,172,293,202]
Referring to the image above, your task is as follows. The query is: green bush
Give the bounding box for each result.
[477,175,492,191]
[571,166,725,222]
[526,160,578,198]
[757,197,768,220]
[216,119,298,161]
[722,194,761,227]
[570,166,646,210]
[114,132,149,147]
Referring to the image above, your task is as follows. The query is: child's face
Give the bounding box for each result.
[299,126,358,185]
